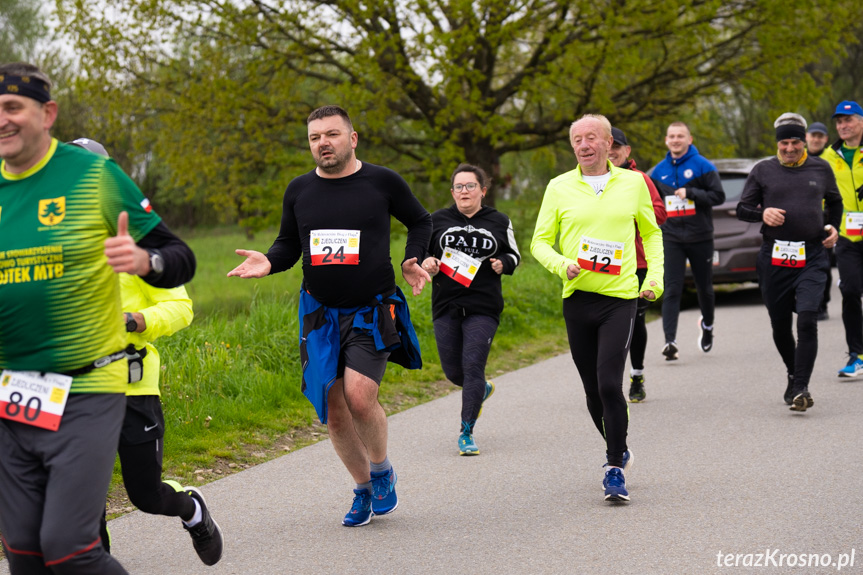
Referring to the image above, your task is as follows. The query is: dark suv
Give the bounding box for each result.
[682,158,767,285]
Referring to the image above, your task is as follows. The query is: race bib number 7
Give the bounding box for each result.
[310,229,360,265]
[577,236,624,275]
[845,212,863,237]
[0,370,72,431]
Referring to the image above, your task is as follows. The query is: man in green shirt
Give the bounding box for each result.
[0,62,196,575]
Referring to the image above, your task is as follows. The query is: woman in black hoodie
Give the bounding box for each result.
[422,164,521,455]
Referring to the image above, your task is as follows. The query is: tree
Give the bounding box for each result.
[57,0,858,215]
[0,0,46,62]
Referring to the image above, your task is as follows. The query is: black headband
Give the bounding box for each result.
[775,124,806,142]
[0,74,51,103]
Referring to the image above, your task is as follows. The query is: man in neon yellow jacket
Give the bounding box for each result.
[69,138,223,566]
[820,102,863,377]
[531,114,663,504]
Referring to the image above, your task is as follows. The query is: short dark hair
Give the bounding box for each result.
[0,62,53,90]
[307,105,353,131]
[450,163,490,189]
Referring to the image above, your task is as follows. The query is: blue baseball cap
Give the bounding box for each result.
[832,101,863,118]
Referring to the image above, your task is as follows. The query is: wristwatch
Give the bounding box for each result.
[148,250,165,275]
[125,312,138,333]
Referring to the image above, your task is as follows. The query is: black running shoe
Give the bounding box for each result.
[183,487,224,566]
[662,341,679,361]
[698,316,713,352]
[629,375,646,403]
[784,374,794,405]
[790,390,814,412]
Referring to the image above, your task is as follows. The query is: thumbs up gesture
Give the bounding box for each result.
[104,211,151,275]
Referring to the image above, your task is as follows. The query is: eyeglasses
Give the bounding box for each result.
[453,182,479,192]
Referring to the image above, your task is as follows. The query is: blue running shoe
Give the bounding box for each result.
[838,354,863,377]
[478,380,495,418]
[458,421,479,455]
[370,467,398,515]
[342,488,372,527]
[602,450,633,489]
[603,467,630,502]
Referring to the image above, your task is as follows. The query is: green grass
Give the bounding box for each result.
[104,218,573,510]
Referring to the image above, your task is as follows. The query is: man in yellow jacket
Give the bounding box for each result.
[819,103,863,377]
[69,139,223,566]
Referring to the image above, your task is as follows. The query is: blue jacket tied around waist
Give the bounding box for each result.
[298,286,422,424]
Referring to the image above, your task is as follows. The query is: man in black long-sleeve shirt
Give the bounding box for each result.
[737,113,841,412]
[228,105,432,527]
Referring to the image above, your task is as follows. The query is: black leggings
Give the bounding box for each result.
[433,313,499,426]
[662,238,715,342]
[563,291,636,467]
[757,242,829,388]
[835,237,863,355]
[630,268,650,371]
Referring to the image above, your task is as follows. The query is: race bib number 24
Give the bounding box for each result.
[310,229,360,265]
[0,370,72,431]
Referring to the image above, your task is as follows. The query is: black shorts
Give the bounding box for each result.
[336,312,390,384]
[120,395,165,446]
[756,241,829,314]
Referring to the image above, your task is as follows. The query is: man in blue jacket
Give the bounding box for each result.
[651,122,725,360]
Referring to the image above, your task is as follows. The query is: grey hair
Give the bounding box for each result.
[570,114,612,143]
[774,112,807,130]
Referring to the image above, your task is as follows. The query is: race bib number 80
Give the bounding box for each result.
[310,229,360,265]
[0,370,72,431]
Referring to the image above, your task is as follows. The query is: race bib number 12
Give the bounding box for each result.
[577,236,624,275]
[310,229,360,265]
[0,370,72,431]
[439,249,481,287]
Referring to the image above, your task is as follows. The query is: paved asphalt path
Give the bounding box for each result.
[5,285,863,574]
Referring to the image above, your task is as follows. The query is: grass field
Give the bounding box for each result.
[105,215,575,514]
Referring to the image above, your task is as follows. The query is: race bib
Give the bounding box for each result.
[577,236,624,275]
[439,249,481,287]
[0,370,72,431]
[665,195,695,217]
[771,240,806,268]
[845,212,863,237]
[310,229,360,265]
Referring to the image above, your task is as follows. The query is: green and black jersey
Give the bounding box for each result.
[0,139,161,393]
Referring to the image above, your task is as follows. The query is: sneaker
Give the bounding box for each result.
[783,374,794,406]
[698,316,713,352]
[838,354,863,377]
[183,487,224,566]
[602,449,633,489]
[342,488,372,527]
[369,467,398,515]
[662,341,679,361]
[629,375,646,403]
[478,380,495,417]
[603,467,630,502]
[458,421,479,455]
[790,390,814,412]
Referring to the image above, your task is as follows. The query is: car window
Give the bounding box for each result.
[719,174,747,203]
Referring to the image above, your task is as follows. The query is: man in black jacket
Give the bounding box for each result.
[737,113,841,411]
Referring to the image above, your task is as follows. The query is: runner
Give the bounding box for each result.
[736,113,841,411]
[0,62,195,575]
[531,114,663,502]
[228,105,431,526]
[69,138,223,566]
[421,164,520,455]
[608,127,667,402]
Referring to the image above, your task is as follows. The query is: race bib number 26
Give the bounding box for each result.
[772,240,806,268]
[0,370,72,431]
[310,229,360,265]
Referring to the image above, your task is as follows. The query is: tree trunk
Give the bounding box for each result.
[464,140,501,207]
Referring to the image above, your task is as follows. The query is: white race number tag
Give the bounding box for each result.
[310,229,360,265]
[772,240,806,268]
[0,370,72,431]
[439,249,481,287]
[577,236,624,275]
[846,212,863,237]
[665,195,695,218]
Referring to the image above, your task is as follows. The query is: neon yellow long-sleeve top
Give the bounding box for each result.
[531,163,664,300]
